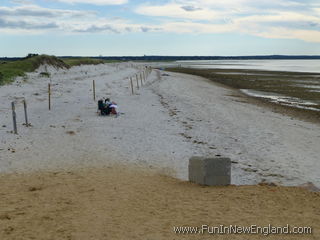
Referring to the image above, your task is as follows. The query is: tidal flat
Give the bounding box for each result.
[167,67,320,123]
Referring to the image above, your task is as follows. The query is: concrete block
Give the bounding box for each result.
[189,156,231,186]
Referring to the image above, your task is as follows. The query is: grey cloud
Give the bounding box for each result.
[309,22,320,28]
[253,19,320,31]
[0,6,95,18]
[0,18,58,29]
[10,0,34,4]
[74,24,120,33]
[141,26,150,32]
[140,26,162,32]
[181,5,202,12]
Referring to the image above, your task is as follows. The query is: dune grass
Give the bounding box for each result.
[0,55,119,85]
[0,55,68,85]
[62,58,106,67]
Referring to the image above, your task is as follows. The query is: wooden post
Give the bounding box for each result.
[48,83,51,111]
[157,70,161,80]
[93,80,96,101]
[136,74,139,89]
[130,77,134,95]
[11,102,17,134]
[140,72,143,86]
[23,100,29,127]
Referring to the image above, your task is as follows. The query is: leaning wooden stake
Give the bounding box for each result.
[23,100,29,127]
[130,77,134,95]
[11,102,17,134]
[140,72,143,86]
[93,80,96,101]
[48,83,51,111]
[136,74,139,89]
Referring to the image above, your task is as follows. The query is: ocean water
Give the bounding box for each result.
[176,60,320,73]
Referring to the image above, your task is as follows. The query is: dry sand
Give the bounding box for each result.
[1,62,320,239]
[0,62,319,187]
[0,165,319,240]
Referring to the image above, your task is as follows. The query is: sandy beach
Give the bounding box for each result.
[0,165,319,240]
[0,62,320,239]
[0,62,319,186]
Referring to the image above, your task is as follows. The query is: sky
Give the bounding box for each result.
[1,0,320,57]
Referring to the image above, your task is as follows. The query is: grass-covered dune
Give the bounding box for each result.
[62,57,106,67]
[0,55,109,85]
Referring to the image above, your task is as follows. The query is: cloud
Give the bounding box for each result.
[256,27,320,42]
[136,0,320,20]
[0,4,160,34]
[140,26,150,32]
[136,3,223,20]
[135,0,320,42]
[0,18,58,29]
[54,0,128,5]
[160,21,235,34]
[184,0,316,12]
[0,5,97,33]
[10,0,34,4]
[140,26,162,32]
[0,5,95,18]
[74,24,120,33]
[1,0,320,44]
[181,6,202,12]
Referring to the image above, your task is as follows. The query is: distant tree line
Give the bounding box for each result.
[61,55,320,61]
[24,53,39,59]
[1,55,320,62]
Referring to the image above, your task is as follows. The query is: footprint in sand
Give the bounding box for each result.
[66,131,76,135]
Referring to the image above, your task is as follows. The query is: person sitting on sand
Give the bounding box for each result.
[105,98,111,106]
[98,98,112,115]
[109,102,118,116]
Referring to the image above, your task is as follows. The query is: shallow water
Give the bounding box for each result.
[240,89,320,112]
[177,60,320,73]
[166,60,320,112]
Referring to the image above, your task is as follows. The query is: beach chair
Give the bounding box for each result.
[98,100,105,115]
[98,100,112,116]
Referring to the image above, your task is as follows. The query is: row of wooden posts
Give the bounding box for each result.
[129,67,152,95]
[11,100,30,134]
[11,82,63,134]
[11,66,152,134]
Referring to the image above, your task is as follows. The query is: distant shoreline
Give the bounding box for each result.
[2,55,320,62]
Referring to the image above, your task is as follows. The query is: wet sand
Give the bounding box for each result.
[166,67,320,124]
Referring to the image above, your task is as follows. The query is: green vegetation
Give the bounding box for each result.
[0,55,116,85]
[39,72,51,78]
[0,55,68,85]
[62,58,106,67]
